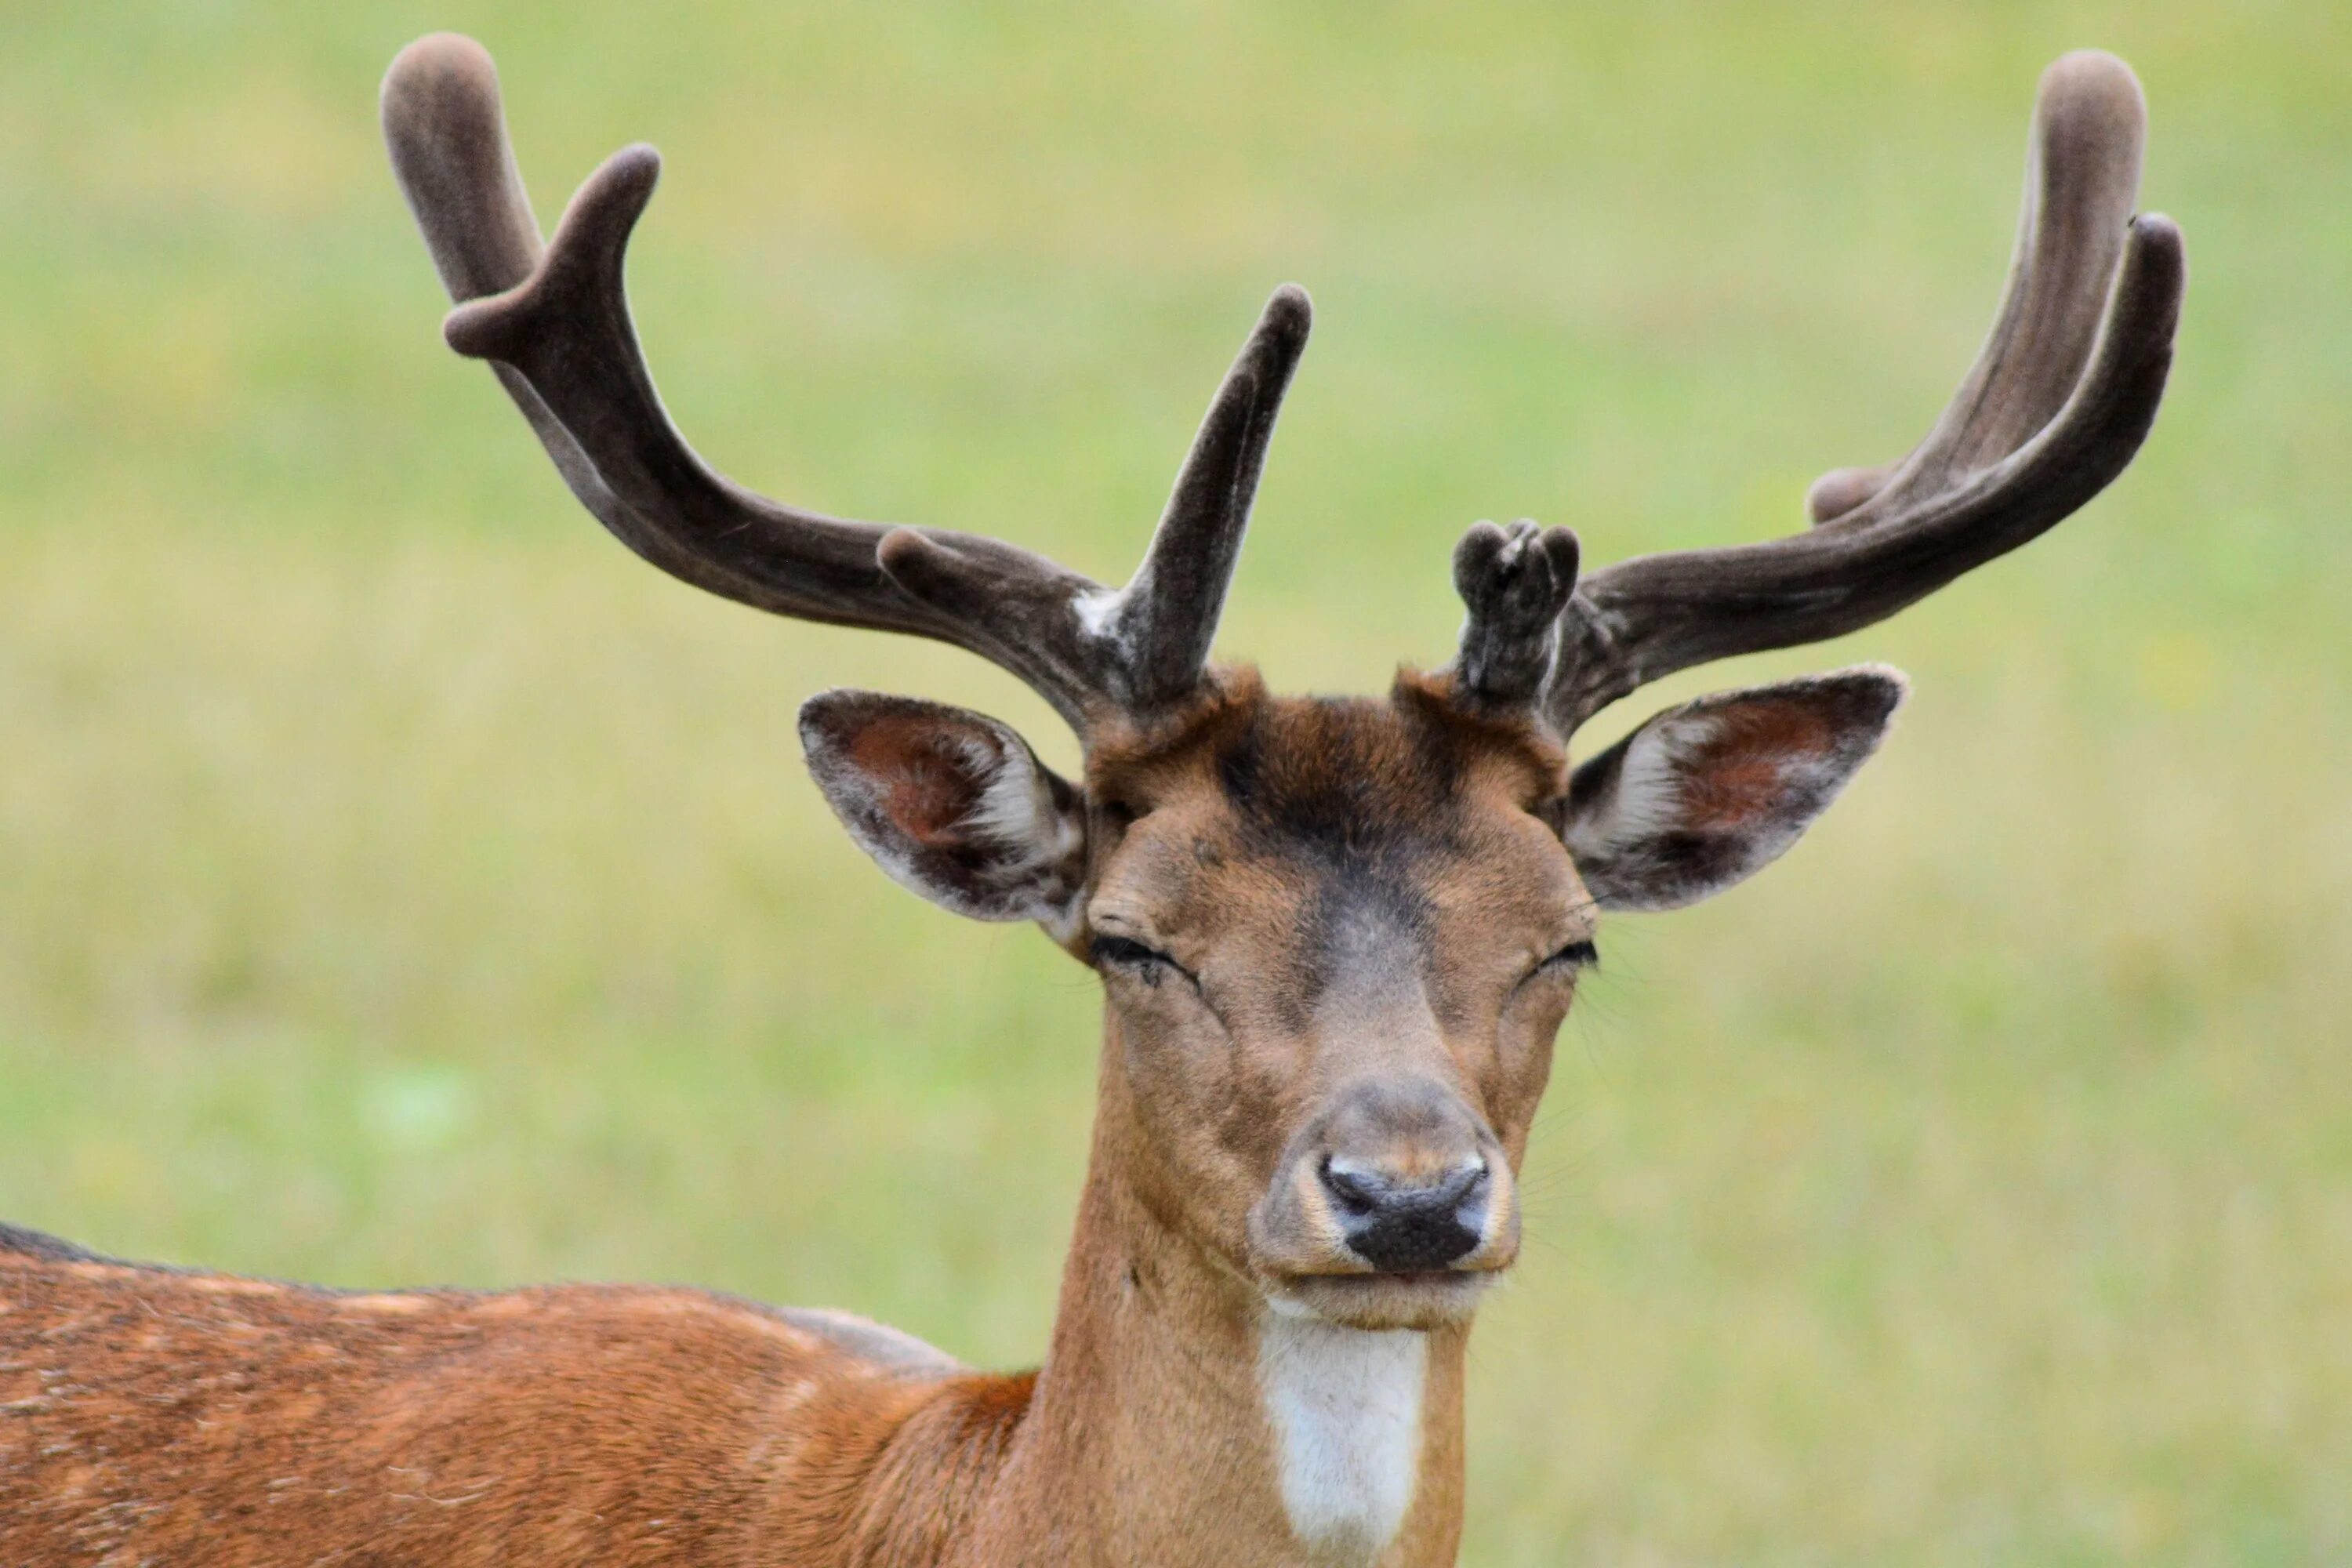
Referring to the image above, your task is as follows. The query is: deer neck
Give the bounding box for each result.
[957,1022,1471,1568]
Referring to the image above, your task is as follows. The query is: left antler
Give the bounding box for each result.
[1453,49,2185,735]
[382,34,1307,734]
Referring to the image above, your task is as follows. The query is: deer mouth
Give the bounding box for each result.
[1268,1266,1503,1331]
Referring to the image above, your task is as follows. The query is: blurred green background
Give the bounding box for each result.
[3,2,2347,1562]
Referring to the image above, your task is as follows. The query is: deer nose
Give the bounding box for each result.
[1319,1153,1490,1272]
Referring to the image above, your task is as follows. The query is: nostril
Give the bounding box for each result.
[1433,1154,1489,1208]
[1321,1153,1488,1214]
[1319,1156,1384,1216]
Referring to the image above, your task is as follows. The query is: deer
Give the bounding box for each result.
[0,34,2182,1568]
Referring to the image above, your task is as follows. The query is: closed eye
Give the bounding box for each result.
[1091,935,1192,988]
[1537,938,1599,974]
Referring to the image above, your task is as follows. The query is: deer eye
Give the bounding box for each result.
[1537,938,1599,974]
[1091,935,1185,988]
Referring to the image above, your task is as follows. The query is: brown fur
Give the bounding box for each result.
[1680,699,1837,829]
[0,1238,1028,1566]
[1077,673,1578,1324]
[849,713,984,843]
[2,673,1584,1568]
[0,663,1916,1568]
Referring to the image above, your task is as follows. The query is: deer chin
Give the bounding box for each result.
[1264,1269,1501,1332]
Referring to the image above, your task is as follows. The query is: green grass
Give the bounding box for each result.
[5,2,2350,1562]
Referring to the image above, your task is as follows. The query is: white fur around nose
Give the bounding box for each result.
[1258,1312,1427,1560]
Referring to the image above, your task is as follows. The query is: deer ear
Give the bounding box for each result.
[799,691,1087,932]
[1559,666,1907,913]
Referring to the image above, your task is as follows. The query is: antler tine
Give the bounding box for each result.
[1095,287,1311,710]
[1451,519,1581,710]
[1544,50,2185,735]
[384,34,1308,735]
[379,35,642,572]
[1810,50,2149,522]
[885,287,1311,714]
[383,38,892,624]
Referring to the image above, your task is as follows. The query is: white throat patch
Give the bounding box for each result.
[1258,1312,1428,1562]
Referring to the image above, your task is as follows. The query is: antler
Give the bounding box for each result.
[380,34,1307,733]
[1453,50,2185,735]
[1451,519,1582,710]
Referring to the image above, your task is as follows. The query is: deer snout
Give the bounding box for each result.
[1319,1151,1490,1272]
[1252,1076,1519,1287]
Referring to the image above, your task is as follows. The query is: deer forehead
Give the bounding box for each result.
[1091,678,1566,874]
[1087,681,1586,997]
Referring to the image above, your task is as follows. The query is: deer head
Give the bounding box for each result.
[383,38,2180,1339]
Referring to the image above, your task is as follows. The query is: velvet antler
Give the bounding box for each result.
[383,34,1307,732]
[1449,50,2183,736]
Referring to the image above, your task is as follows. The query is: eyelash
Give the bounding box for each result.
[1094,935,1590,987]
[1538,939,1600,974]
[1091,935,1188,988]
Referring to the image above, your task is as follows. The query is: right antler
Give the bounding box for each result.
[381,34,1306,734]
[1452,50,2185,735]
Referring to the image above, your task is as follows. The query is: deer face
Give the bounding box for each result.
[802,663,1904,1330]
[1079,676,1577,1332]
